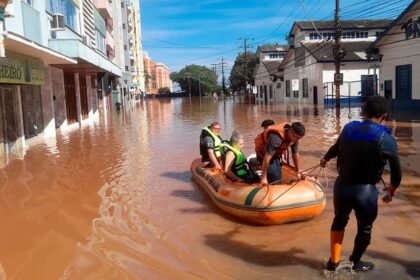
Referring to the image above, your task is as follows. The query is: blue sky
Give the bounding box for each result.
[140,0,411,74]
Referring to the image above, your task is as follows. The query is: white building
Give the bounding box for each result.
[368,0,420,110]
[280,20,391,105]
[253,45,288,103]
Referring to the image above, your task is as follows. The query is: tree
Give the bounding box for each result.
[229,51,259,92]
[171,65,217,95]
[158,87,171,94]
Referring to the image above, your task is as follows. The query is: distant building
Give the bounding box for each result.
[143,52,172,94]
[253,45,289,103]
[368,0,420,110]
[280,19,391,105]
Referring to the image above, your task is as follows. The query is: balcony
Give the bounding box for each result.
[94,0,112,19]
[21,2,42,44]
[49,39,122,76]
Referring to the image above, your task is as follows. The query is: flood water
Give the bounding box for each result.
[0,97,419,280]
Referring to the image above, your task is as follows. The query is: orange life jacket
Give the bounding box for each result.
[255,123,292,159]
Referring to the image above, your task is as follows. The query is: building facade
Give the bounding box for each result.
[143,52,172,94]
[369,0,420,110]
[254,45,288,103]
[279,20,391,105]
[0,0,146,168]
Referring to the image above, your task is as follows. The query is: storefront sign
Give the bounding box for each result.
[0,52,45,85]
[403,17,420,40]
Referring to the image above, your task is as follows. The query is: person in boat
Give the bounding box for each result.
[258,122,305,185]
[224,131,260,184]
[320,96,402,272]
[249,119,275,171]
[200,121,224,171]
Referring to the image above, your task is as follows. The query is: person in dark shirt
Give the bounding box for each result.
[259,122,305,185]
[321,96,402,272]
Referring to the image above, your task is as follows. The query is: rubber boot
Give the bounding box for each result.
[326,231,344,271]
[349,231,374,272]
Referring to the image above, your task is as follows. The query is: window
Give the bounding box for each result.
[124,45,127,50]
[121,2,125,8]
[123,23,126,29]
[286,80,290,97]
[47,0,80,32]
[302,78,308,98]
[269,85,273,99]
[96,30,106,54]
[25,0,34,6]
[125,66,129,71]
[293,89,299,98]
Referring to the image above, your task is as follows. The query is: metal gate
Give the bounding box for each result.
[79,74,89,119]
[21,85,44,138]
[64,72,78,124]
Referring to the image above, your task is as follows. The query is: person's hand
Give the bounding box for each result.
[215,165,224,173]
[260,177,268,186]
[382,186,397,203]
[320,158,328,168]
[297,172,306,180]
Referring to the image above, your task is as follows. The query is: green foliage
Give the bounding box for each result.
[171,65,217,95]
[229,51,259,92]
[158,87,171,94]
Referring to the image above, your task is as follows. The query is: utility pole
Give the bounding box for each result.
[239,37,254,94]
[219,58,227,94]
[333,0,345,108]
[211,63,218,93]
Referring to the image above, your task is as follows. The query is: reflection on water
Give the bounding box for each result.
[0,97,419,279]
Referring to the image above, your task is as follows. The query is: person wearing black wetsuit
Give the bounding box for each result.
[320,96,402,272]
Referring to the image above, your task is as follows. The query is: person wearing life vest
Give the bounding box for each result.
[200,121,224,171]
[254,119,275,161]
[224,131,260,184]
[320,96,402,273]
[258,122,306,185]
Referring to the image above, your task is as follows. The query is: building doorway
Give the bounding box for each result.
[64,72,78,124]
[313,86,318,105]
[79,74,89,119]
[21,85,44,138]
[0,86,24,166]
[396,64,412,100]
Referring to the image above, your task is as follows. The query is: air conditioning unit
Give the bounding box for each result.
[82,35,92,47]
[51,13,65,31]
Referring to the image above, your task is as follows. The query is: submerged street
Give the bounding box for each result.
[0,97,418,279]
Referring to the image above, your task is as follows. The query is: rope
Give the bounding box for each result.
[264,180,302,209]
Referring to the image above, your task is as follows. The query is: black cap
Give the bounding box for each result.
[261,119,275,128]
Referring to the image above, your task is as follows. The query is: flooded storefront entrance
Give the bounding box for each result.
[0,97,418,279]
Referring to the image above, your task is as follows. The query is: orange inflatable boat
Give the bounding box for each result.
[191,158,326,225]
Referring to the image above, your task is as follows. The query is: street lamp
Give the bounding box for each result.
[0,0,10,57]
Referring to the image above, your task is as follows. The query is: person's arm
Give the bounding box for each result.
[224,151,244,182]
[320,134,342,167]
[292,152,300,172]
[260,152,272,185]
[290,143,300,172]
[381,135,402,203]
[208,149,222,171]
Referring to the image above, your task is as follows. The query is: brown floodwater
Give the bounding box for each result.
[0,97,419,280]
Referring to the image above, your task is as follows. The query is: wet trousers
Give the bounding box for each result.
[331,177,379,263]
[267,158,282,184]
